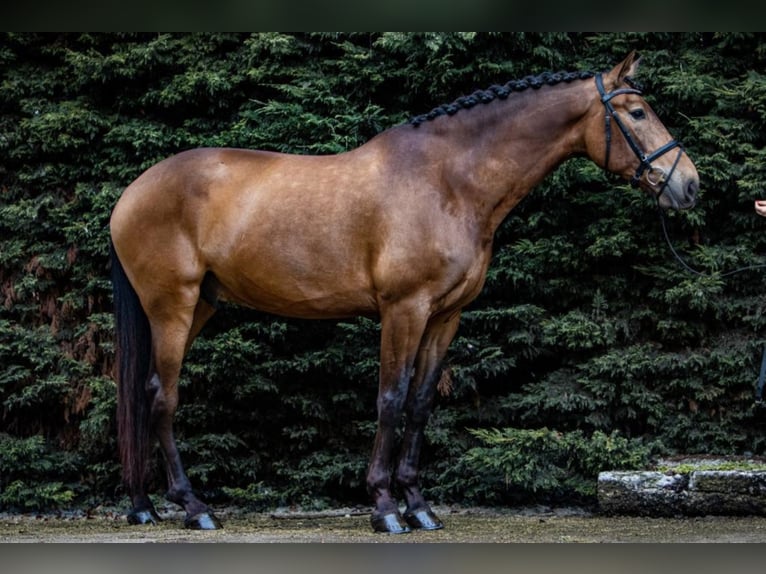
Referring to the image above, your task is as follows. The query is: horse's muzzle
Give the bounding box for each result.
[660,176,698,211]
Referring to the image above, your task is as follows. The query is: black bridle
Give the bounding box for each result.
[595,73,685,199]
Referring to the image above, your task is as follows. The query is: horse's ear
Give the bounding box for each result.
[607,50,642,88]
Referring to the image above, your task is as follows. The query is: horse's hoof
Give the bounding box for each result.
[370,511,411,534]
[185,512,222,530]
[404,508,444,530]
[127,508,161,526]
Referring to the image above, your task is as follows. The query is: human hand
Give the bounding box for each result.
[756,200,766,217]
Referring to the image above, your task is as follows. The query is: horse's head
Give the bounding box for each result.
[584,51,699,210]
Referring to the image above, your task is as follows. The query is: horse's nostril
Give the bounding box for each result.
[687,179,699,201]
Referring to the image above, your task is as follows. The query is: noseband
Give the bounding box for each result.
[595,73,684,197]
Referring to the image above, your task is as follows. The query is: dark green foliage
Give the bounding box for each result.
[2,33,766,511]
[0,434,79,510]
[458,427,651,503]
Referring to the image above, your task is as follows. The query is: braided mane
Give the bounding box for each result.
[410,70,597,127]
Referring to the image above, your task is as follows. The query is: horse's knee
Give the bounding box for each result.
[377,385,408,424]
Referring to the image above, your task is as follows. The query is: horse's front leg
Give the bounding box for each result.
[396,311,461,531]
[367,300,430,533]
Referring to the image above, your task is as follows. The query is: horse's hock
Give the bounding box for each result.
[598,457,766,517]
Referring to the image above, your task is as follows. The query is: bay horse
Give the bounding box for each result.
[110,51,699,533]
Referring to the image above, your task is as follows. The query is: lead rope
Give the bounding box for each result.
[655,199,766,406]
[655,199,766,278]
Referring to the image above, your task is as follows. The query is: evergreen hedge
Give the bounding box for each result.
[2,32,766,511]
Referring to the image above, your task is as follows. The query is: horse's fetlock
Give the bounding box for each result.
[165,487,189,506]
[396,467,418,488]
[366,468,392,496]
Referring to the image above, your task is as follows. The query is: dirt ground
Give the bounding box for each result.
[2,505,766,542]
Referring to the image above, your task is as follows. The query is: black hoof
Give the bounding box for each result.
[404,508,444,530]
[185,512,222,530]
[127,508,161,526]
[370,511,411,534]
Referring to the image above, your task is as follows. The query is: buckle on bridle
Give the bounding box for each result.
[646,166,667,187]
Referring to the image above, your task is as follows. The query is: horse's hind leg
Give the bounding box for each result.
[149,300,221,530]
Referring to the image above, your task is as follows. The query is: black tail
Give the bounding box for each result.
[111,242,152,496]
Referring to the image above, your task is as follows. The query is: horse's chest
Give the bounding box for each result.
[431,246,491,311]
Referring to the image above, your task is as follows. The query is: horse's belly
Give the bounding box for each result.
[214,268,378,319]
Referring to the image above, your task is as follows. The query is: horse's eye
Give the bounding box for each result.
[629,109,646,120]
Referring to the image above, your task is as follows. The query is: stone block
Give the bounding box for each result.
[598,468,766,516]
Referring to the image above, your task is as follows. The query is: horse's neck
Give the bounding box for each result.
[437,81,593,235]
